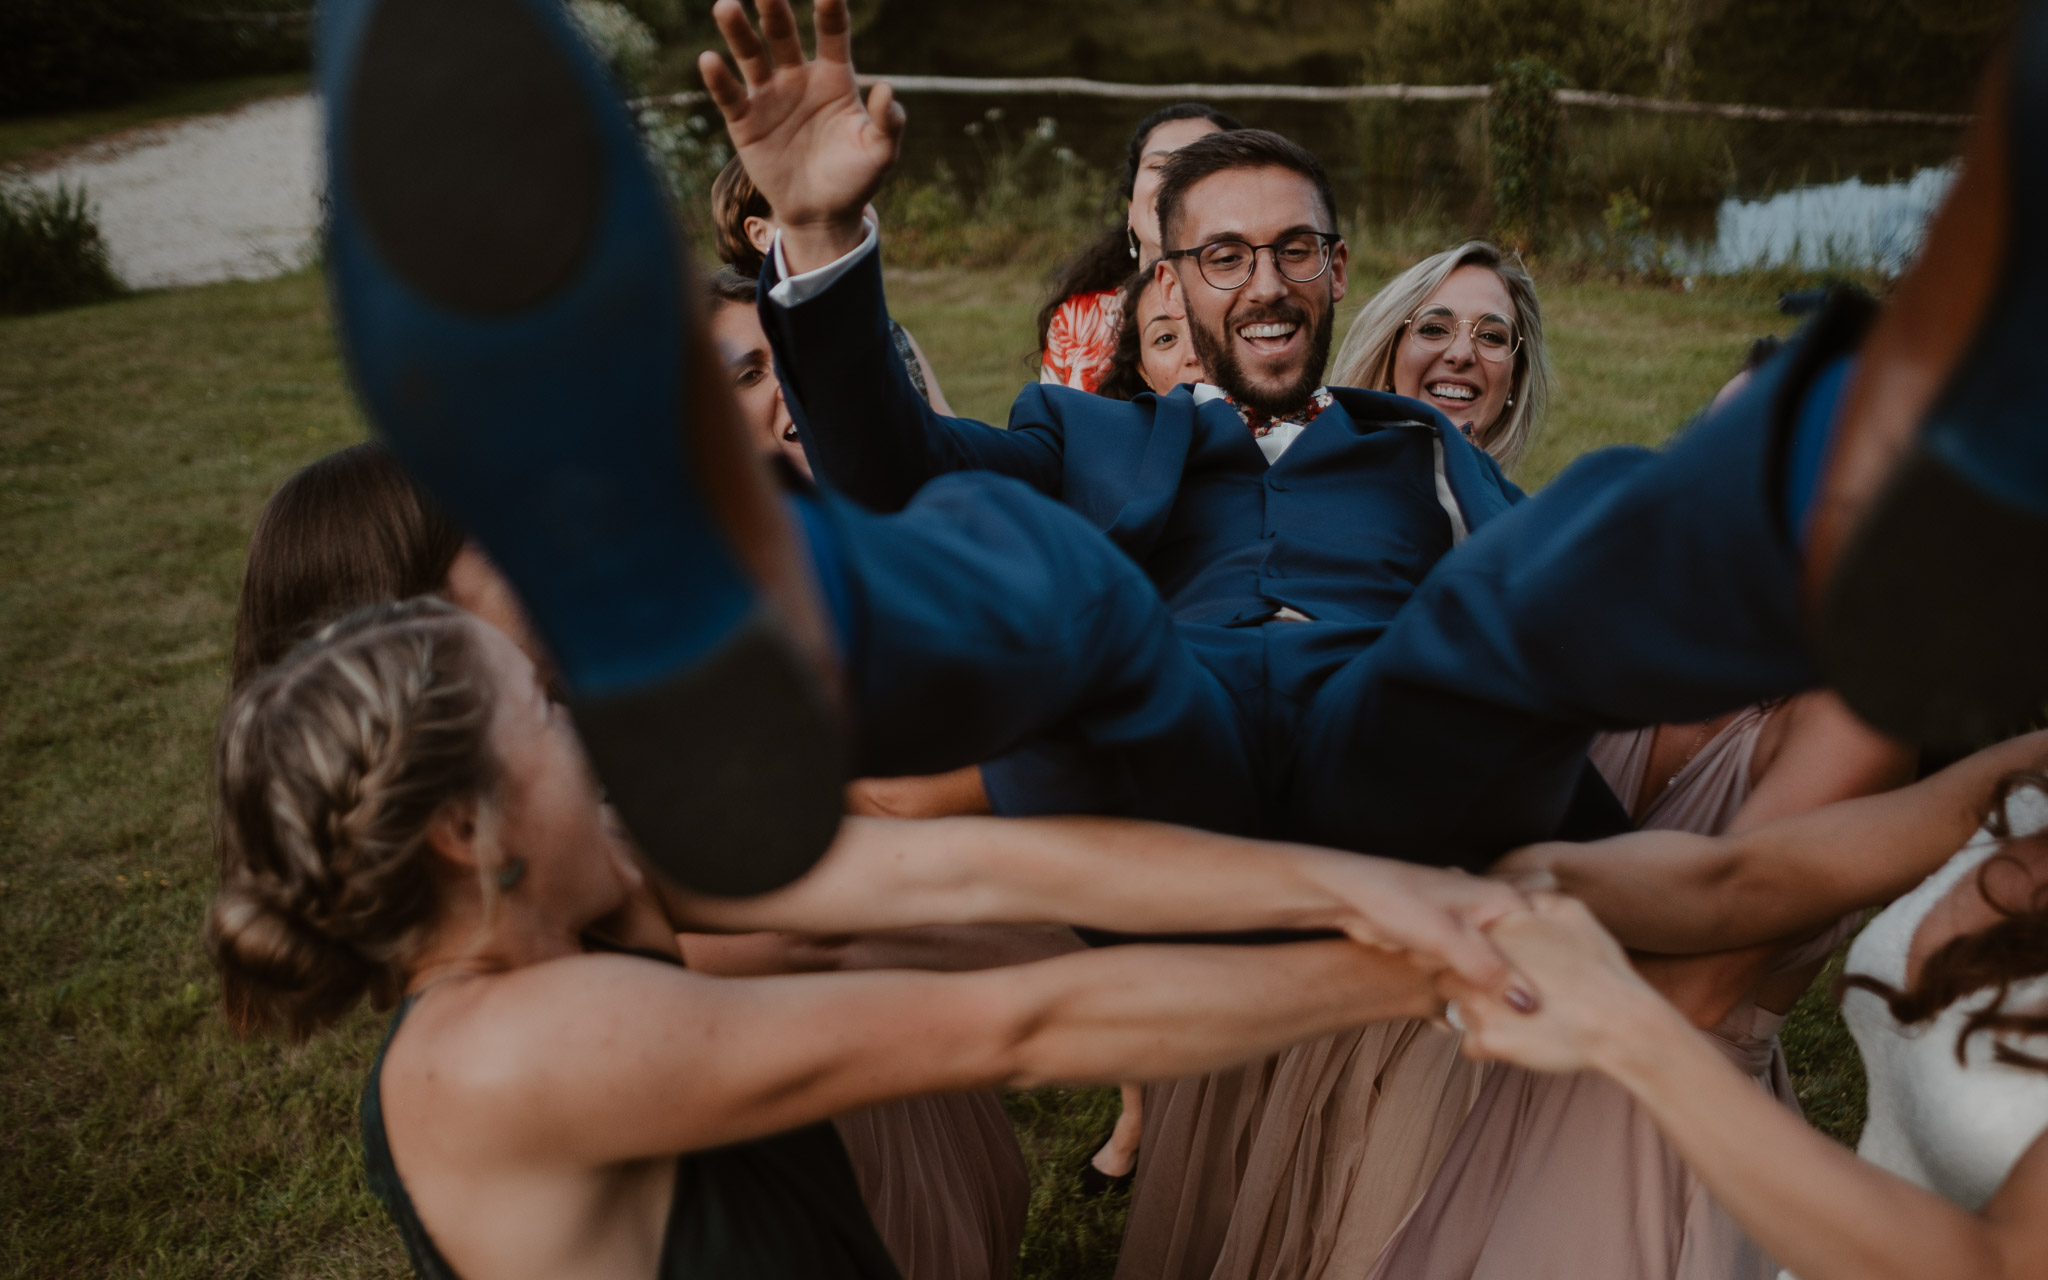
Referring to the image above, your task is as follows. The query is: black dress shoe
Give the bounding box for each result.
[320,0,844,892]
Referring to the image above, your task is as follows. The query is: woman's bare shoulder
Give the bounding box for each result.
[384,954,705,1109]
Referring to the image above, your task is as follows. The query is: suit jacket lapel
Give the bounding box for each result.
[1102,386,1199,558]
[1329,387,1524,534]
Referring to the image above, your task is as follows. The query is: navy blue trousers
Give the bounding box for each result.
[801,330,1830,870]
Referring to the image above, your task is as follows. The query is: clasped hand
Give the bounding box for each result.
[1437,893,1671,1074]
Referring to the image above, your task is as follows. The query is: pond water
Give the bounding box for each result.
[881,88,1968,276]
[1667,164,1956,275]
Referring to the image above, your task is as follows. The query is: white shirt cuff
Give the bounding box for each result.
[767,216,880,308]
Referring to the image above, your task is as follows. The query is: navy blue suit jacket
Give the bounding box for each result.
[760,245,1525,579]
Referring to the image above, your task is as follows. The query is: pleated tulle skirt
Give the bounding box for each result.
[1114,1019,1486,1280]
[834,1089,1030,1280]
[1364,1017,1793,1280]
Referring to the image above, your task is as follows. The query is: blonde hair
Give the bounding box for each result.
[208,599,499,1041]
[1331,241,1550,476]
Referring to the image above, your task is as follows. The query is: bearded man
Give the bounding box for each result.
[730,39,1646,852]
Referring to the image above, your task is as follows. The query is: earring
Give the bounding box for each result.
[495,857,527,891]
[1506,396,1514,406]
[1127,226,1139,260]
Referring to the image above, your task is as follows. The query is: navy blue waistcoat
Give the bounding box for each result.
[761,247,1527,629]
[1155,396,1459,630]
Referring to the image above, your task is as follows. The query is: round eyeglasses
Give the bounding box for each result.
[1401,306,1522,364]
[1164,232,1341,290]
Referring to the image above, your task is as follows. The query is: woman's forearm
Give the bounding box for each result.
[1508,831,1757,952]
[1594,991,2009,1280]
[999,939,1438,1088]
[669,815,1348,937]
[1508,730,2048,955]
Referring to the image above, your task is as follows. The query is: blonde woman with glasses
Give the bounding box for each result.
[1330,241,1549,476]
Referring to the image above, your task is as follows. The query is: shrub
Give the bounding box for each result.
[0,0,308,115]
[876,111,1106,270]
[0,182,125,316]
[1596,188,1670,281]
[0,0,184,113]
[639,109,731,244]
[569,0,660,95]
[1488,58,1566,253]
[1365,0,1657,95]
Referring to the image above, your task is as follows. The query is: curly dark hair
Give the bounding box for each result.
[1091,269,1158,403]
[1841,771,2048,1073]
[1036,103,1242,354]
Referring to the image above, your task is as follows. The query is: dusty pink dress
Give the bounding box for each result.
[834,1093,1029,1280]
[1114,1018,1483,1280]
[1363,705,1842,1280]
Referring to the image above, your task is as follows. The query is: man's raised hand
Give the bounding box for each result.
[699,0,904,272]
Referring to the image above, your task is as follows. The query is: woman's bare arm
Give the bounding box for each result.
[656,814,1530,993]
[1451,898,2048,1280]
[1623,691,1915,1025]
[1498,729,2048,953]
[420,938,1434,1166]
[1732,690,1914,834]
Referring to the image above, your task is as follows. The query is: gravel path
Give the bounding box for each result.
[22,94,322,291]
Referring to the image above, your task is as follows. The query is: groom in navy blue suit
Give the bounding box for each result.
[701,5,1824,868]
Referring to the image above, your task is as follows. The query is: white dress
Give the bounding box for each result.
[1834,786,2048,1213]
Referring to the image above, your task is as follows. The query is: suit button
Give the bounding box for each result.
[1267,477,1287,491]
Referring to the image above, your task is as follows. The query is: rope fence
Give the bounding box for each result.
[180,9,1971,130]
[630,74,1973,129]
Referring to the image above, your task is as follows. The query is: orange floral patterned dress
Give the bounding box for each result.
[1039,288,1124,393]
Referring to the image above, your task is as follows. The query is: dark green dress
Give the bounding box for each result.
[361,954,903,1280]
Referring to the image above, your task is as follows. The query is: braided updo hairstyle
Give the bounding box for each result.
[209,598,500,1040]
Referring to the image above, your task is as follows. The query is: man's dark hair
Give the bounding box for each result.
[706,264,758,308]
[710,155,773,278]
[1154,129,1338,253]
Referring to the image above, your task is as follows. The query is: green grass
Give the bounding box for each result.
[0,72,311,171]
[2,264,1859,1278]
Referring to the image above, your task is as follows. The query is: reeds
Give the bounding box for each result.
[0,180,123,315]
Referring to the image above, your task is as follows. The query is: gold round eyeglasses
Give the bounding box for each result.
[1401,305,1522,364]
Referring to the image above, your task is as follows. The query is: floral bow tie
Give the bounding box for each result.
[1225,387,1334,438]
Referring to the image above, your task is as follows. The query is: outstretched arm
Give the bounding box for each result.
[1449,897,2048,1280]
[439,938,1437,1165]
[657,813,1535,999]
[1497,729,2048,953]
[1620,691,1916,1026]
[702,0,1065,506]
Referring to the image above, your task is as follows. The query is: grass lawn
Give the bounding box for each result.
[1,264,1860,1279]
[0,73,312,172]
